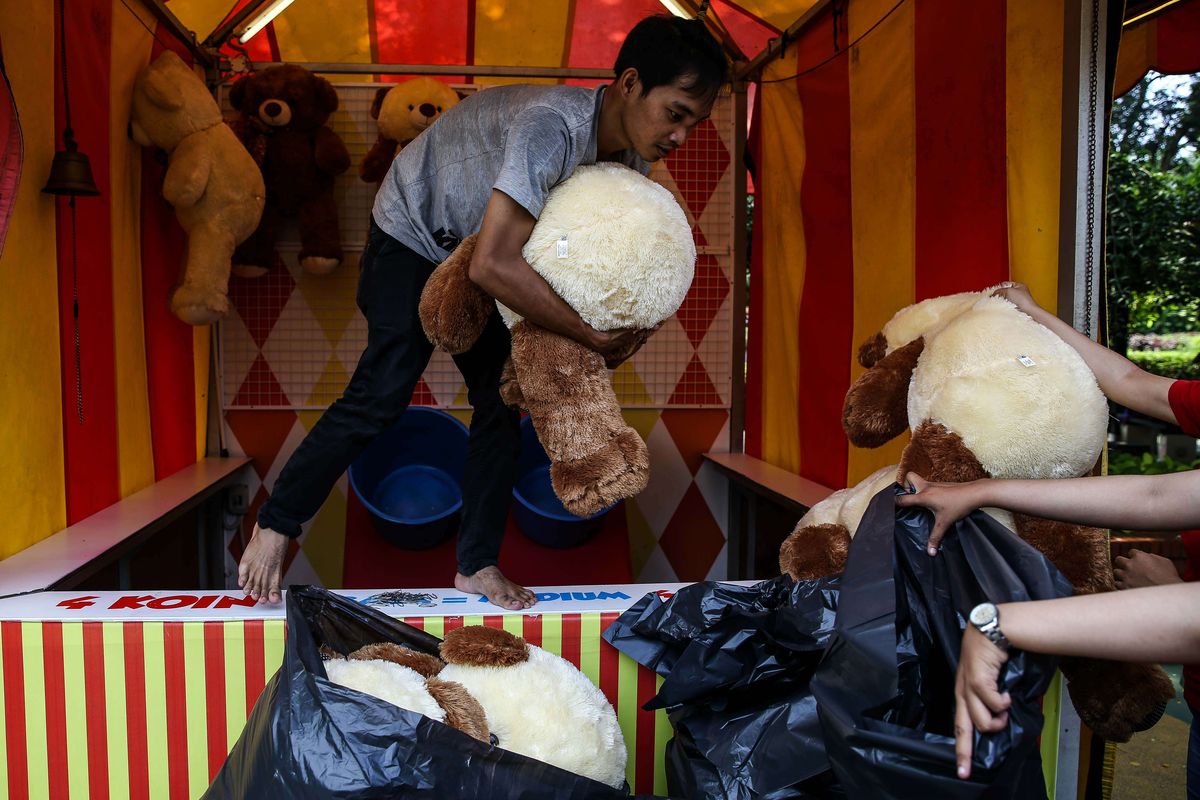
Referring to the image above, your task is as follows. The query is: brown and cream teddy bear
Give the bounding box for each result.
[778,289,1174,742]
[324,625,627,788]
[419,163,696,517]
[129,51,265,325]
[359,77,460,183]
[229,64,350,276]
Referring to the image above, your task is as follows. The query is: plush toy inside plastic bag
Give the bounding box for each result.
[606,486,1072,800]
[205,586,654,799]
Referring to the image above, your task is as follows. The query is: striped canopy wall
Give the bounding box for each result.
[745,0,1098,491]
[1114,0,1200,96]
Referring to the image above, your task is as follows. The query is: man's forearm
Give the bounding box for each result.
[472,252,597,347]
[998,583,1200,662]
[968,471,1200,531]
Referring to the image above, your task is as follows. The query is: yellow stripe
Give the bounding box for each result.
[463,615,485,629]
[263,621,287,682]
[184,624,209,796]
[62,623,89,798]
[0,627,7,791]
[169,0,234,44]
[845,0,916,485]
[142,622,169,799]
[0,0,65,559]
[654,674,670,795]
[578,613,600,689]
[1113,18,1156,97]
[224,621,247,752]
[110,0,156,499]
[502,615,524,637]
[1006,0,1064,311]
[1040,670,1063,798]
[616,651,639,788]
[273,0,374,82]
[22,622,49,798]
[474,0,571,87]
[195,326,211,461]
[540,615,562,656]
[757,56,806,473]
[103,623,130,799]
[422,617,446,639]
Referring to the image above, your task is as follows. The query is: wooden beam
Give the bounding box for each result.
[223,62,615,79]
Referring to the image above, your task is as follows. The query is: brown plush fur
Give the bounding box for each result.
[319,645,343,661]
[229,65,350,276]
[843,337,925,448]
[779,523,850,580]
[499,357,525,409]
[425,677,491,742]
[510,320,650,517]
[418,234,493,355]
[857,332,889,369]
[348,642,444,678]
[1059,657,1175,741]
[898,422,990,485]
[440,626,529,668]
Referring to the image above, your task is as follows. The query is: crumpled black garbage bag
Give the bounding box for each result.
[811,486,1073,799]
[605,574,844,799]
[606,485,1073,800]
[205,586,653,799]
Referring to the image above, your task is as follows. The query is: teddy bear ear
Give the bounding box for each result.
[229,77,249,112]
[315,75,340,115]
[142,69,185,111]
[370,86,390,121]
[440,626,529,667]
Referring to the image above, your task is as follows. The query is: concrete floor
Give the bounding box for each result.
[1112,664,1191,799]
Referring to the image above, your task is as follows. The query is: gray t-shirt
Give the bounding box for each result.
[371,83,648,264]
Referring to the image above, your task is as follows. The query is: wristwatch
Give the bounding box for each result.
[968,602,1011,652]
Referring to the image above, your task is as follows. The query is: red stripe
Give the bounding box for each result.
[265,24,281,63]
[560,614,581,669]
[744,86,765,458]
[123,623,149,800]
[3,623,29,797]
[442,616,465,636]
[464,0,476,80]
[914,0,1008,298]
[1156,1,1200,75]
[482,615,503,630]
[404,617,426,632]
[55,0,119,523]
[794,9,853,490]
[42,622,69,799]
[634,656,658,795]
[162,623,189,799]
[243,620,265,715]
[82,623,109,800]
[522,615,542,648]
[140,32,197,482]
[598,612,620,712]
[203,622,227,780]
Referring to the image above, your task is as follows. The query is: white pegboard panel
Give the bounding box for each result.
[218,81,734,411]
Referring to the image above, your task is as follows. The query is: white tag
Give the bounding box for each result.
[556,236,569,259]
[1017,355,1036,367]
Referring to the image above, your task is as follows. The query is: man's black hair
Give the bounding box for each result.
[614,15,728,100]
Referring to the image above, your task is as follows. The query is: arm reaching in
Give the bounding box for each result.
[955,582,1200,778]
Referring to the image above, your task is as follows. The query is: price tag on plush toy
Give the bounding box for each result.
[557,236,569,259]
[1017,354,1037,367]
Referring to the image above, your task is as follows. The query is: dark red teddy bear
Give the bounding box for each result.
[230,65,350,276]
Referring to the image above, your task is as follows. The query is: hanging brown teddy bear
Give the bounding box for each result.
[229,64,350,277]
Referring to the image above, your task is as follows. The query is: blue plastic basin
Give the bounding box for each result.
[348,407,469,549]
[512,417,613,549]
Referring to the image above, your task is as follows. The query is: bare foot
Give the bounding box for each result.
[455,566,537,611]
[237,523,289,604]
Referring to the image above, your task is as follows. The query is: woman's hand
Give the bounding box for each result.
[895,473,987,555]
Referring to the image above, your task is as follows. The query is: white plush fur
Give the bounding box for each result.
[440,642,628,788]
[498,162,696,331]
[324,658,446,723]
[907,294,1108,479]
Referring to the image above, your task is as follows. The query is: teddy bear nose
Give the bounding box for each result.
[264,101,282,118]
[419,103,436,118]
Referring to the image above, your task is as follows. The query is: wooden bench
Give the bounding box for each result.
[702,452,836,579]
[0,456,253,594]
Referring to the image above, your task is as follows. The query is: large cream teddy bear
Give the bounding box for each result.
[129,51,264,325]
[778,290,1174,742]
[420,163,696,517]
[324,625,627,788]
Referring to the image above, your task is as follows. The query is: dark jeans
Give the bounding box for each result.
[258,218,521,576]
[1190,704,1199,800]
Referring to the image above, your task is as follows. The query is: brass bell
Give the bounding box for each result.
[43,128,100,197]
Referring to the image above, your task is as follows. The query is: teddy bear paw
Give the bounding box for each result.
[778,524,851,580]
[231,263,269,279]
[1064,658,1176,741]
[551,428,649,518]
[300,255,341,275]
[170,285,229,326]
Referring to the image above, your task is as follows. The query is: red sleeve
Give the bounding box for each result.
[1168,379,1200,436]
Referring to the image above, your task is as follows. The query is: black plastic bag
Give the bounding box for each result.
[205,586,649,799]
[811,486,1073,799]
[605,575,844,799]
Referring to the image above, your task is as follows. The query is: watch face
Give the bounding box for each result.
[970,603,996,627]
